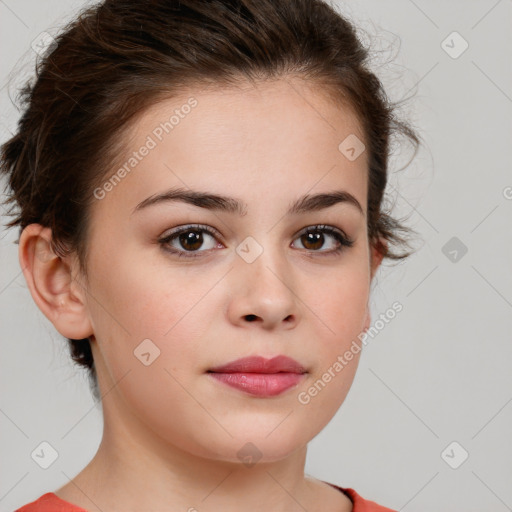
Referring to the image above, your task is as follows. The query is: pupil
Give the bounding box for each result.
[304,232,322,250]
[181,230,203,251]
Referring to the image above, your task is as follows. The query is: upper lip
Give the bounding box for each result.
[208,355,307,374]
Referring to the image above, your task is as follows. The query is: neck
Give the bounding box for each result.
[56,404,325,512]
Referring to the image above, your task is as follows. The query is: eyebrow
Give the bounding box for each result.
[132,187,364,216]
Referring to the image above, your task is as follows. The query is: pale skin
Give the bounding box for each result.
[19,77,384,512]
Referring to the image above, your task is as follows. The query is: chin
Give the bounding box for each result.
[203,428,309,466]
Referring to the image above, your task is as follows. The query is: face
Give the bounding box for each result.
[79,78,380,464]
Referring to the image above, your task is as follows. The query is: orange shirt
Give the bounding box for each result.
[15,483,396,512]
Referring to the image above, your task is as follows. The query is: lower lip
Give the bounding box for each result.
[208,372,306,397]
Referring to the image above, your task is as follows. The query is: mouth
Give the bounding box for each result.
[207,355,307,397]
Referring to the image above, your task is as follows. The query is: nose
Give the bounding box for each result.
[226,244,299,331]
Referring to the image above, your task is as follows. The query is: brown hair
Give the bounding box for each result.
[1,0,420,400]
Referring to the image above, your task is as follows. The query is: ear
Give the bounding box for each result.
[18,224,93,340]
[370,237,386,281]
[363,238,387,331]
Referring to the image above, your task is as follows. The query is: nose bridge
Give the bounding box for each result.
[238,233,290,292]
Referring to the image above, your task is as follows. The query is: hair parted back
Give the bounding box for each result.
[1,0,420,401]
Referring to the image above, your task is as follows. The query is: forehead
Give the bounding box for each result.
[93,77,368,219]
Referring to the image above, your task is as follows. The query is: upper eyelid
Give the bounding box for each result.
[301,224,349,237]
[160,223,220,239]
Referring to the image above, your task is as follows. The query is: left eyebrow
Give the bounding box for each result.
[131,187,364,216]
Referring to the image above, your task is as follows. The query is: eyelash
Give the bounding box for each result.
[158,223,354,259]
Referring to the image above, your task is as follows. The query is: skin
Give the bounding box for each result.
[19,77,384,512]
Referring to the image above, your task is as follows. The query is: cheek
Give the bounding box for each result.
[299,264,369,398]
[308,265,370,342]
[85,246,215,377]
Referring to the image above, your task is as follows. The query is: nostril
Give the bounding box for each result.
[245,314,258,322]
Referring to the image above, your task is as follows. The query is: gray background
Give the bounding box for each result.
[1,1,511,511]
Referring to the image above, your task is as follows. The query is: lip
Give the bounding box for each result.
[208,355,306,374]
[207,356,307,397]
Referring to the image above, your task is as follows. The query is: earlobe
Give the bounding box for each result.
[18,224,93,340]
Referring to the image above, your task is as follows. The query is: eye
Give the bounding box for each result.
[291,224,354,256]
[158,224,222,258]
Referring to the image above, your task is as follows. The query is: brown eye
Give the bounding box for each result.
[300,231,324,251]
[158,224,221,258]
[178,230,205,251]
[292,225,354,255]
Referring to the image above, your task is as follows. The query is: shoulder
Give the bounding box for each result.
[17,486,397,512]
[15,493,88,512]
[324,482,397,512]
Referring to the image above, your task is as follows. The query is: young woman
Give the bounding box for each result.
[1,1,419,510]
